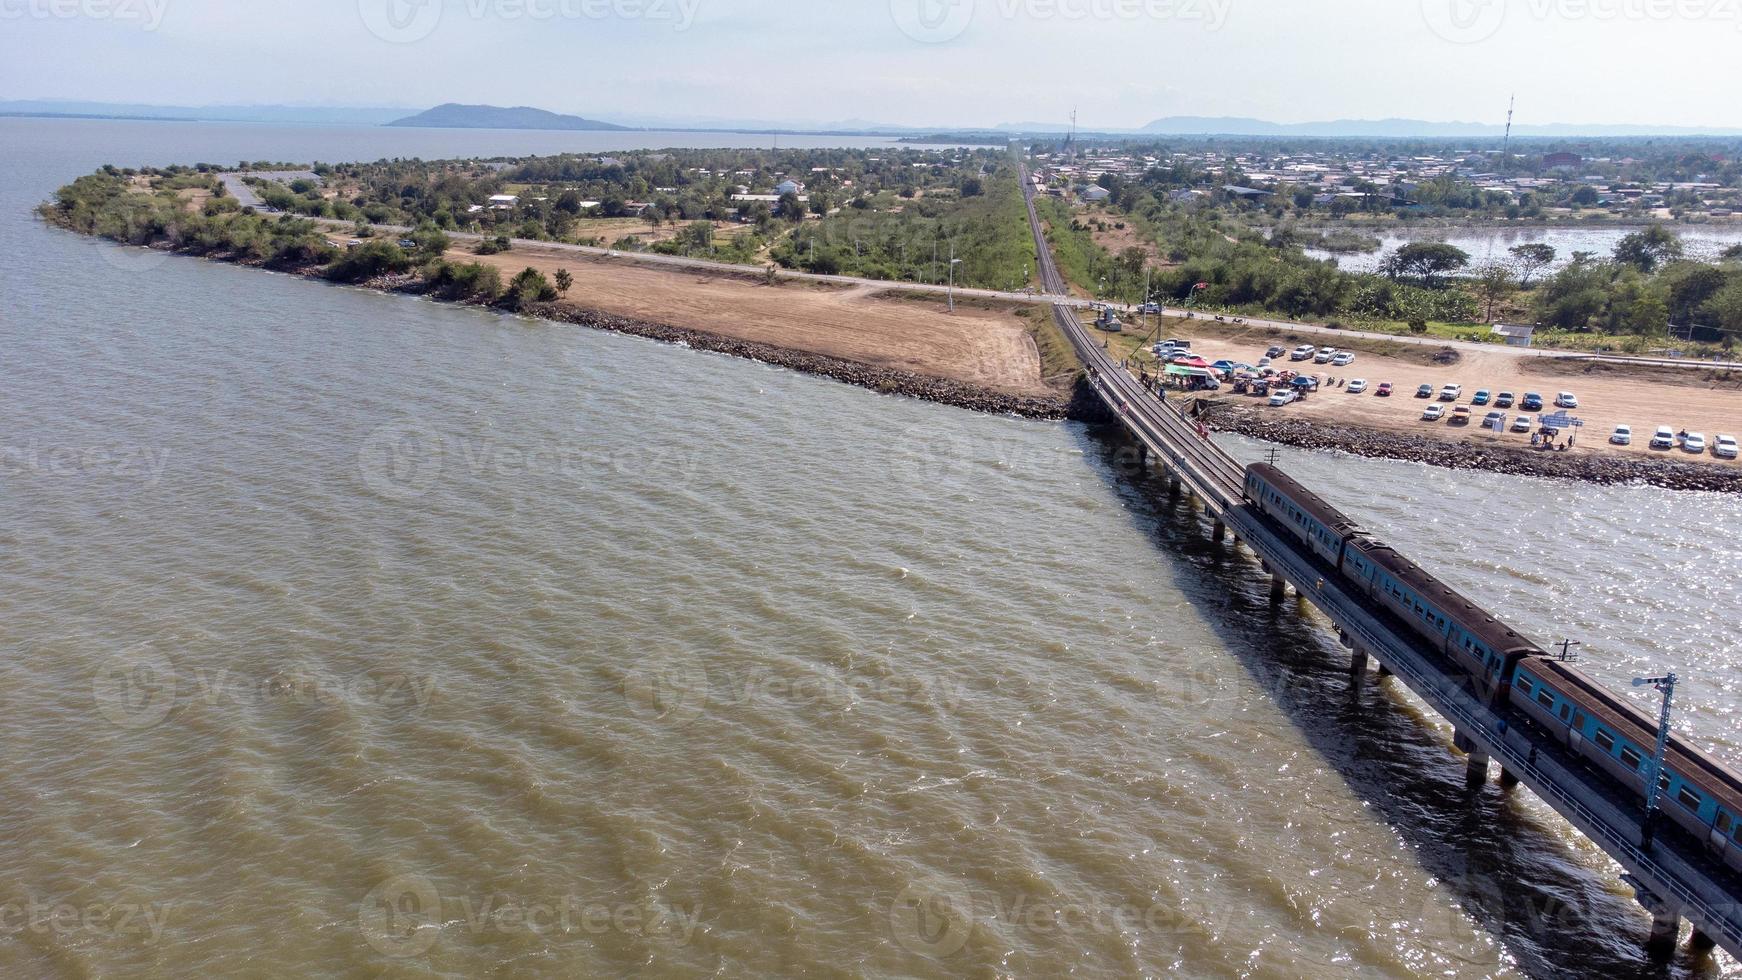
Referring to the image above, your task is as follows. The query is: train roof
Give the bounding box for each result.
[1345,535,1544,659]
[1525,657,1742,812]
[1246,463,1361,535]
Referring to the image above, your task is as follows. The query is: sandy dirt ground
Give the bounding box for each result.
[444,242,1050,395]
[1165,324,1742,467]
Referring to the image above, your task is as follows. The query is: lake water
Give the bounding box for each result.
[3,117,1740,977]
[1306,225,1742,273]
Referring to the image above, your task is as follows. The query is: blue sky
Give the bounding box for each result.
[1,0,1738,128]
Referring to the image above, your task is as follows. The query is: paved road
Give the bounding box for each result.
[219,170,320,213]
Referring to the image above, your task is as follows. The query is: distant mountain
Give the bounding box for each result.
[1138,115,1742,138]
[386,103,631,131]
[0,100,408,125]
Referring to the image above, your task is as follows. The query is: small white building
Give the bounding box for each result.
[487,194,519,210]
[1492,322,1537,347]
[1079,185,1111,203]
[774,179,805,196]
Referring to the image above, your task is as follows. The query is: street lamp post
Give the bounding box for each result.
[1632,671,1678,847]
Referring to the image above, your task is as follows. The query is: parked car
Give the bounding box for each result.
[1715,435,1739,460]
[1266,345,1287,358]
[1414,384,1434,398]
[1472,389,1492,406]
[1256,357,1272,368]
[1140,302,1163,314]
[1451,406,1471,424]
[1483,411,1506,430]
[1495,392,1515,409]
[1684,432,1708,454]
[1422,404,1446,421]
[1439,384,1463,401]
[1521,392,1544,412]
[1511,415,1534,433]
[1347,379,1368,394]
[1314,348,1337,363]
[1165,339,1191,349]
[1376,382,1393,397]
[1290,345,1317,361]
[1331,352,1356,367]
[1650,426,1676,449]
[1268,389,1298,407]
[1610,425,1632,446]
[1555,392,1579,408]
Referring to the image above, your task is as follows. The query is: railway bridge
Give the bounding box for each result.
[1017,165,1742,962]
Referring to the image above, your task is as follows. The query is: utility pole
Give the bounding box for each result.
[1500,94,1515,175]
[947,243,961,313]
[1633,671,1678,848]
[1557,639,1581,661]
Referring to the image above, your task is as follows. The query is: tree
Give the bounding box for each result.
[776,192,806,222]
[1706,278,1742,334]
[502,267,557,310]
[1473,260,1516,323]
[1509,243,1556,287]
[1570,185,1600,206]
[553,268,573,297]
[1613,224,1683,272]
[1386,242,1469,287]
[1722,243,1742,261]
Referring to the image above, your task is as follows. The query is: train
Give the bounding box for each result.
[1243,462,1742,868]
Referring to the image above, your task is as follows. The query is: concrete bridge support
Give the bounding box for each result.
[1690,929,1718,956]
[1269,574,1286,604]
[1349,647,1369,675]
[1212,518,1226,543]
[1498,766,1521,790]
[1453,730,1489,789]
[1376,664,1393,679]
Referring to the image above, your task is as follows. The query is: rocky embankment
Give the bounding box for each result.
[1202,401,1742,493]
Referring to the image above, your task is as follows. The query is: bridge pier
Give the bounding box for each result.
[1349,646,1369,675]
[1647,908,1681,958]
[1453,730,1489,789]
[1690,929,1718,956]
[1376,663,1393,679]
[1212,519,1226,542]
[1269,573,1286,604]
[1498,765,1521,790]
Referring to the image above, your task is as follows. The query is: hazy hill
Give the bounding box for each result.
[386,103,631,131]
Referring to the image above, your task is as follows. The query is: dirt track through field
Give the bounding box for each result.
[447,243,1050,396]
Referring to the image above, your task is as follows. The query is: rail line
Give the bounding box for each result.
[1018,162,1742,962]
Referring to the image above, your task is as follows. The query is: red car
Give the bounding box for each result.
[1376,382,1393,397]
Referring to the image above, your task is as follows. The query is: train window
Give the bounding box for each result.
[1620,746,1643,770]
[1659,772,1672,793]
[1594,729,1615,753]
[1719,811,1733,834]
[1559,703,1571,723]
[1516,677,1533,695]
[1679,786,1702,810]
[1572,710,1586,730]
[1535,689,1555,710]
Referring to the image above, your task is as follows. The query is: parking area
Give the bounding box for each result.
[1166,332,1742,466]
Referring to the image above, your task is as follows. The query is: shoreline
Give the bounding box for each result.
[1200,400,1742,494]
[97,238,1074,420]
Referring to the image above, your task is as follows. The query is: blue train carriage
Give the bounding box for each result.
[1513,657,1742,871]
[1337,534,1542,706]
[1242,463,1359,568]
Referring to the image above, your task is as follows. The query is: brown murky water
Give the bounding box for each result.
[3,119,1739,978]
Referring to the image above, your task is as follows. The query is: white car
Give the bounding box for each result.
[1684,433,1707,454]
[1347,379,1368,393]
[1331,352,1356,367]
[1290,345,1316,361]
[1650,426,1676,449]
[1422,404,1446,421]
[1716,435,1739,460]
[1268,390,1298,407]
[1511,415,1534,433]
[1256,357,1272,368]
[1555,392,1579,408]
[1314,348,1337,363]
[1610,425,1632,446]
[1439,384,1463,402]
